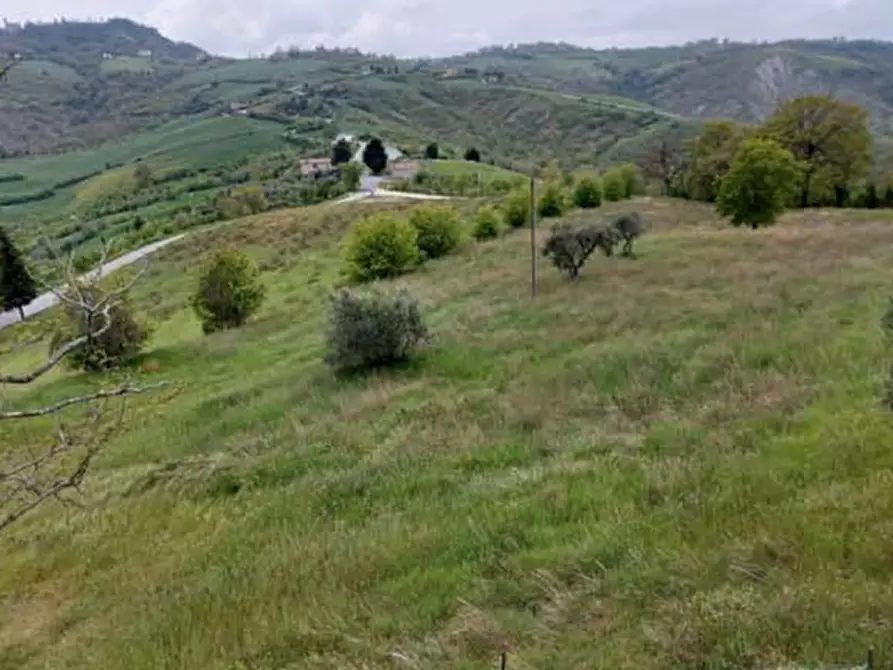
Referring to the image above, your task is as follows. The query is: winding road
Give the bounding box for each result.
[0,183,451,332]
[0,235,185,331]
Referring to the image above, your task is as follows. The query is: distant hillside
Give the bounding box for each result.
[0,19,215,154]
[3,21,893,160]
[0,18,207,66]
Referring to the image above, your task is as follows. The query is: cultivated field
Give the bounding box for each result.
[2,198,893,669]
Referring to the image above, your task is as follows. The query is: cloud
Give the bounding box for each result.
[4,0,893,57]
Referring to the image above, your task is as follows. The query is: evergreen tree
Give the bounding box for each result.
[331,139,353,165]
[362,138,388,175]
[424,142,439,160]
[0,226,37,320]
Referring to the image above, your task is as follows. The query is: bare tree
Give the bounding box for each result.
[0,241,165,533]
[0,54,21,83]
[644,136,687,197]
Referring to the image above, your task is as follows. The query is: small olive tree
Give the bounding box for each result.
[542,223,618,279]
[324,287,428,373]
[192,248,266,333]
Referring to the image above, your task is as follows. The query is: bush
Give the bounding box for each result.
[573,176,602,209]
[537,183,566,218]
[542,223,617,279]
[503,189,530,228]
[324,287,428,373]
[50,289,150,371]
[192,249,266,333]
[408,205,462,259]
[473,205,502,240]
[602,168,627,202]
[619,163,644,198]
[340,162,362,191]
[343,213,420,282]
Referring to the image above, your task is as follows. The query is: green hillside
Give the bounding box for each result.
[3,198,893,669]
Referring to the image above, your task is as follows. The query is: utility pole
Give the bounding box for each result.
[529,171,537,297]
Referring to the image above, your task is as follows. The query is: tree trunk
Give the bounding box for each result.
[17,306,25,321]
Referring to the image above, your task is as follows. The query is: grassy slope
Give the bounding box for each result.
[3,198,893,669]
[425,160,529,182]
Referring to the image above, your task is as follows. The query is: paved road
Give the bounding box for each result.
[1,184,450,332]
[332,188,453,205]
[0,234,185,331]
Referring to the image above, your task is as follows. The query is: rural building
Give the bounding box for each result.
[389,158,422,179]
[299,157,333,176]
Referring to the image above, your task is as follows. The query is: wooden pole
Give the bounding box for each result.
[530,172,537,297]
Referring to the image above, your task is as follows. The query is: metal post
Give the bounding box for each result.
[499,651,507,670]
[530,172,537,297]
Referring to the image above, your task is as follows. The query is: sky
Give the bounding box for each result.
[2,0,892,58]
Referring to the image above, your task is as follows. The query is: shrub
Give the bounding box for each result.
[473,205,502,240]
[50,289,150,371]
[619,163,644,197]
[573,176,602,209]
[324,287,428,373]
[192,248,266,333]
[235,185,268,214]
[602,168,627,202]
[343,213,419,282]
[503,189,530,228]
[542,223,617,279]
[464,147,481,162]
[537,183,566,218]
[408,205,462,259]
[340,162,362,191]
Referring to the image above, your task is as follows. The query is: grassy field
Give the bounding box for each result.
[425,160,527,180]
[3,197,893,669]
[0,116,289,226]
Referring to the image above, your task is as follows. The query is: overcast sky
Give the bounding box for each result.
[3,0,892,58]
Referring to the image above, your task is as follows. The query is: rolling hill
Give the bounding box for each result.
[4,20,893,250]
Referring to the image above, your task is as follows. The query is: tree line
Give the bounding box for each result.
[646,94,889,227]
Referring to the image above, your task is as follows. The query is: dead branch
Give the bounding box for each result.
[0,382,167,420]
[0,60,19,83]
[0,400,121,533]
[0,303,112,384]
[0,237,165,535]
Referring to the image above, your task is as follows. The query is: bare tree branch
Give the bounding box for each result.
[0,303,113,384]
[0,60,19,83]
[1,222,165,535]
[0,382,167,420]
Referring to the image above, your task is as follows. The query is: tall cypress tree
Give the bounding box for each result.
[0,226,37,320]
[362,138,388,175]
